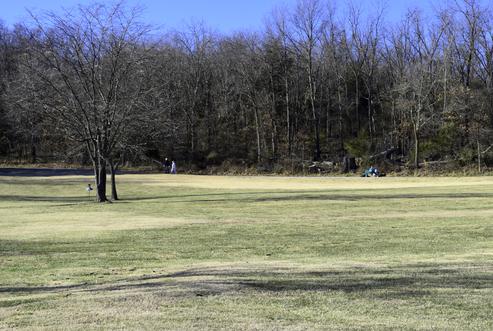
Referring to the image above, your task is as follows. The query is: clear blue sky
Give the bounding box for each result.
[0,0,473,33]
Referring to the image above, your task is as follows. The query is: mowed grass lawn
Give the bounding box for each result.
[0,174,492,330]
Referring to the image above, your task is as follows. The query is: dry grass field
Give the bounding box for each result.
[1,173,492,330]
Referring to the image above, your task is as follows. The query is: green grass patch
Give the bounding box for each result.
[0,174,492,330]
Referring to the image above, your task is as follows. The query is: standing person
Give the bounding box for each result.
[163,158,171,173]
[171,160,177,174]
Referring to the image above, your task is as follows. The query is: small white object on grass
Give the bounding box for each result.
[86,184,93,200]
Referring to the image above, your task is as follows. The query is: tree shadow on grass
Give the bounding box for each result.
[1,189,492,205]
[121,264,493,296]
[0,195,92,202]
[2,263,491,300]
[40,191,492,205]
[0,284,87,294]
[121,192,493,204]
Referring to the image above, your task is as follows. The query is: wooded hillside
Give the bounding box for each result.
[1,0,493,174]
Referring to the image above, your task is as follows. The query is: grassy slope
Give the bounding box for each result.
[0,175,492,330]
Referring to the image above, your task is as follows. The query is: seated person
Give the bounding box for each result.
[363,165,380,177]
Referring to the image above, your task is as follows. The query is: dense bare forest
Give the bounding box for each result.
[1,0,493,199]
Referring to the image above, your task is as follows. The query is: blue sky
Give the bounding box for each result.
[0,0,459,32]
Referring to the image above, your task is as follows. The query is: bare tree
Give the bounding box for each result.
[397,11,445,168]
[173,23,215,159]
[289,0,326,160]
[24,2,150,202]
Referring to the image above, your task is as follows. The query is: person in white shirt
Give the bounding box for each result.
[171,161,177,174]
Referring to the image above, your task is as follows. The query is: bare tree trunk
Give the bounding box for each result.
[285,76,291,156]
[253,106,261,163]
[355,78,360,133]
[190,122,195,156]
[271,123,277,160]
[367,89,373,140]
[391,99,396,147]
[326,86,331,142]
[109,160,118,201]
[308,72,321,161]
[97,151,107,202]
[92,159,99,202]
[269,77,278,161]
[30,142,36,164]
[477,139,481,173]
[337,88,344,151]
[443,49,448,114]
[97,165,107,202]
[414,128,420,169]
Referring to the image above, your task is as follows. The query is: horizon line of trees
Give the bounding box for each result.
[1,0,493,201]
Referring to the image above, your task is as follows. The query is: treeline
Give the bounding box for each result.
[1,0,493,198]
